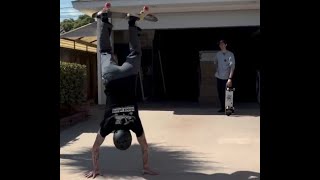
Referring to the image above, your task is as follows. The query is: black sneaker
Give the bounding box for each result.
[127,14,140,26]
[93,10,112,24]
[99,11,111,18]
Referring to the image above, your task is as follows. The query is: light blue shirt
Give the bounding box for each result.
[214,50,235,80]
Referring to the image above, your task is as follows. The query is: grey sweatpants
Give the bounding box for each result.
[98,19,142,84]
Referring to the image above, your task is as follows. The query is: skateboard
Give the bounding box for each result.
[92,2,158,22]
[225,87,235,116]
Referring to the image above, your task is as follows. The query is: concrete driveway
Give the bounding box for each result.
[60,103,260,180]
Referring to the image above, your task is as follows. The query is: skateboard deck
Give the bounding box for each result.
[225,87,235,116]
[92,3,158,22]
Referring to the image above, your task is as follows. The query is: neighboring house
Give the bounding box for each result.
[67,0,260,105]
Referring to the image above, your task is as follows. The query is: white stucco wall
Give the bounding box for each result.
[112,10,259,30]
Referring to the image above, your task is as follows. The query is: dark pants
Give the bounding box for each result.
[98,18,142,83]
[217,78,228,109]
[97,17,144,138]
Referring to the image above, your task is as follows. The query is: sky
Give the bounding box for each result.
[60,0,84,22]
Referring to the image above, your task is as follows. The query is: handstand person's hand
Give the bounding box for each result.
[143,166,159,175]
[85,170,100,179]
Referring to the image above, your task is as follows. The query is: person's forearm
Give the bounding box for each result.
[92,147,100,171]
[142,146,149,168]
[229,67,235,79]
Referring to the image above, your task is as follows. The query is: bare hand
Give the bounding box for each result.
[226,79,232,87]
[143,167,159,175]
[85,170,100,179]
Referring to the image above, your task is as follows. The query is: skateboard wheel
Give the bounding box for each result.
[143,6,149,11]
[105,2,111,8]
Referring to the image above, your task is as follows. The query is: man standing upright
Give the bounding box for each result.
[214,40,235,112]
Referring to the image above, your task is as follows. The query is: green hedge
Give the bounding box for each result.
[60,61,87,107]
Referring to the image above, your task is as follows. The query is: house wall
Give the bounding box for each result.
[112,10,260,30]
[71,0,260,104]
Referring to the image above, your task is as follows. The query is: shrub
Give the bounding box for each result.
[60,61,87,117]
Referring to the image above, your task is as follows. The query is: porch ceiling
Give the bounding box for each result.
[72,0,260,16]
[60,23,97,52]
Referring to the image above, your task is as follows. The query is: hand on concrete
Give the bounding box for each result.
[85,170,100,179]
[143,167,159,175]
